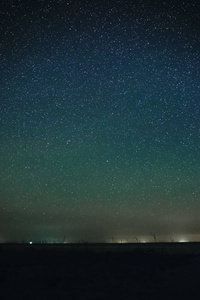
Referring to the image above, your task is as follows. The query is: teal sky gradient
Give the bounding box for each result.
[0,0,200,242]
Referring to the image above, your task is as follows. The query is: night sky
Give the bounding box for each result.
[0,0,200,243]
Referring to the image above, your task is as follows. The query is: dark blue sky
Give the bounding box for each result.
[0,0,200,243]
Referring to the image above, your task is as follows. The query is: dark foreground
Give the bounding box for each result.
[1,243,200,300]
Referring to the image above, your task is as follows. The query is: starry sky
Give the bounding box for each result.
[0,0,200,243]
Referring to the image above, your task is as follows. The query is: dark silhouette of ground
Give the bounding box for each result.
[0,243,200,299]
